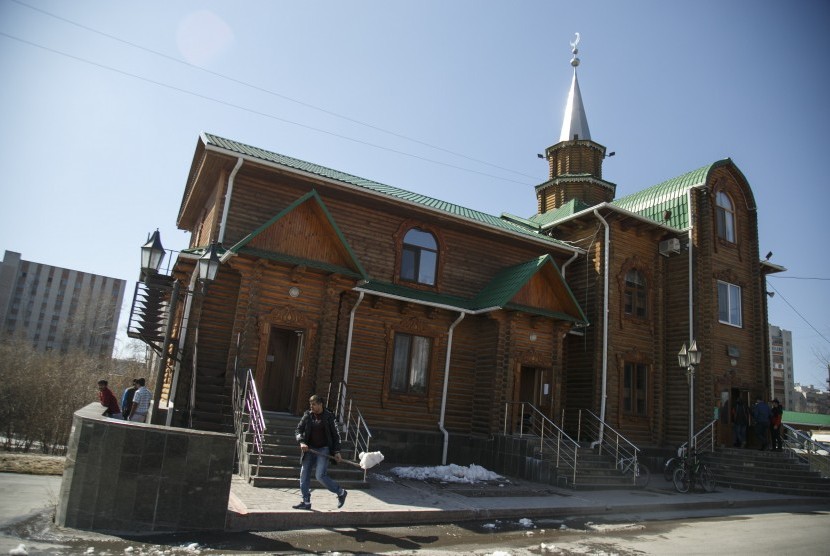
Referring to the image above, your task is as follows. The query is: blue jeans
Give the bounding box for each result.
[299,446,341,502]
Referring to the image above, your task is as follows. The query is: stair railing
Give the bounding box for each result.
[577,409,642,486]
[325,382,373,466]
[503,402,580,487]
[782,424,830,479]
[232,368,267,479]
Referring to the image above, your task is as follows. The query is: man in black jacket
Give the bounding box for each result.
[293,394,347,510]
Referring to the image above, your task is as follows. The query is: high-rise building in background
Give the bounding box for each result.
[0,250,125,357]
[769,324,794,408]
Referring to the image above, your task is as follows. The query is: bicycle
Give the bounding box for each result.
[672,449,715,493]
[617,453,650,488]
[662,445,686,481]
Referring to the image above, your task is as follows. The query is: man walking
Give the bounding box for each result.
[292,394,347,510]
[129,378,151,423]
[752,396,772,451]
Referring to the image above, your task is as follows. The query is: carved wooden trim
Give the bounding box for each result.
[615,256,652,331]
[380,315,445,412]
[254,305,318,392]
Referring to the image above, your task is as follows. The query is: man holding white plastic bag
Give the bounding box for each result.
[293,394,347,510]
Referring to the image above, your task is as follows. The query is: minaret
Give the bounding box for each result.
[536,34,616,214]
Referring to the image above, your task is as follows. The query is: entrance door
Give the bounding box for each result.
[519,366,543,407]
[258,327,304,413]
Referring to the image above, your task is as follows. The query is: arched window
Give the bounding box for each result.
[715,190,736,243]
[400,228,437,286]
[624,269,647,318]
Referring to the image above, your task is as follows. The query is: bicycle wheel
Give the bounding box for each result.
[699,464,716,492]
[663,457,678,482]
[634,462,650,488]
[672,466,690,493]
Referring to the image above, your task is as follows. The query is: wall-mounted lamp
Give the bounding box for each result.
[141,230,165,275]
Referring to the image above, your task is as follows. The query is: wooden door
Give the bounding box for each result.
[258,327,304,412]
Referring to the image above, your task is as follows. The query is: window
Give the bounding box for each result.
[718,281,742,327]
[391,332,431,394]
[715,190,735,243]
[400,228,437,286]
[623,269,647,318]
[623,362,648,416]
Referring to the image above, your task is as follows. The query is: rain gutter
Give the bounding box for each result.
[439,312,466,465]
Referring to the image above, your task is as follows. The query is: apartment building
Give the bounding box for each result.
[769,324,795,408]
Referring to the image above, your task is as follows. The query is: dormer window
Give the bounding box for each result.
[715,190,736,243]
[400,228,437,286]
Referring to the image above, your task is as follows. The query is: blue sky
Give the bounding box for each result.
[1,1,828,389]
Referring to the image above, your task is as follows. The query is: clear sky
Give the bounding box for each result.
[1,1,828,389]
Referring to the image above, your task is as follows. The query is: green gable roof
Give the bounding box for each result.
[357,255,588,325]
[611,160,731,229]
[202,133,574,250]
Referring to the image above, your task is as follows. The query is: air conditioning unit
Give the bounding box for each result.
[659,238,681,257]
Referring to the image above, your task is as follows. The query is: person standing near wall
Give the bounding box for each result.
[97,380,121,418]
[770,399,784,452]
[129,378,151,423]
[752,396,772,451]
[121,379,138,420]
[292,394,348,511]
[732,397,749,448]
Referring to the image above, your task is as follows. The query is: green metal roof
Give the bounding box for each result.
[529,198,592,227]
[783,411,830,428]
[202,133,574,250]
[611,160,730,229]
[357,255,588,324]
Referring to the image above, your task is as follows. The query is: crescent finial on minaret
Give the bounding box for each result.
[570,32,581,68]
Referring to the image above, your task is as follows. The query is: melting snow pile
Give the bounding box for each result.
[391,463,503,483]
[358,451,385,469]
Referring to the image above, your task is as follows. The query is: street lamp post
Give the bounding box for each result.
[677,340,702,459]
[140,234,221,425]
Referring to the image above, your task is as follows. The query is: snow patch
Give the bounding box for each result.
[391,463,503,483]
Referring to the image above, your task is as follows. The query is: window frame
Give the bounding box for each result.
[717,280,743,328]
[623,361,649,416]
[715,189,736,244]
[623,268,648,319]
[393,221,445,290]
[400,228,438,286]
[390,331,432,395]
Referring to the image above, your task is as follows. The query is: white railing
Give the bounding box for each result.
[691,419,718,453]
[578,409,643,486]
[782,424,830,479]
[325,382,373,466]
[232,368,266,479]
[503,402,580,487]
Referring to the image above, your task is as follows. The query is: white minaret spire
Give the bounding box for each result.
[558,32,592,142]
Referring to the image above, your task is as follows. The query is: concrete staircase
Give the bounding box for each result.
[703,447,830,497]
[569,445,645,490]
[240,412,369,490]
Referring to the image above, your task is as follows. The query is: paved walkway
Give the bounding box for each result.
[226,470,830,531]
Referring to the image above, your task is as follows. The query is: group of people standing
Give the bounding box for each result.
[96,378,152,423]
[732,396,784,451]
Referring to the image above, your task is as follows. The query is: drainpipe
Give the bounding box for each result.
[687,188,695,440]
[217,158,243,245]
[590,209,610,449]
[560,250,579,279]
[340,291,365,422]
[439,312,466,464]
[165,268,200,426]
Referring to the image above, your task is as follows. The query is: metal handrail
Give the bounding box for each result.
[782,424,830,479]
[578,409,642,486]
[691,419,718,453]
[325,382,373,467]
[232,368,266,479]
[503,402,580,487]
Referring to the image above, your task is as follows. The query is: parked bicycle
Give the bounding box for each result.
[618,453,650,488]
[672,449,715,493]
[663,445,686,481]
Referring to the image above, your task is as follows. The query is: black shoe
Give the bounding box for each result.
[337,489,348,509]
[292,501,311,510]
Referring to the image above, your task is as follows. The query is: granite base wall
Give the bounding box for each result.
[56,403,235,533]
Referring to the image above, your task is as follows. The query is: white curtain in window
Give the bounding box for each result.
[409,336,430,393]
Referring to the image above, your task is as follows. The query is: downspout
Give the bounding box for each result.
[590,209,610,448]
[340,291,365,422]
[217,157,244,245]
[439,312,466,464]
[560,250,579,279]
[165,268,200,426]
[687,188,695,440]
